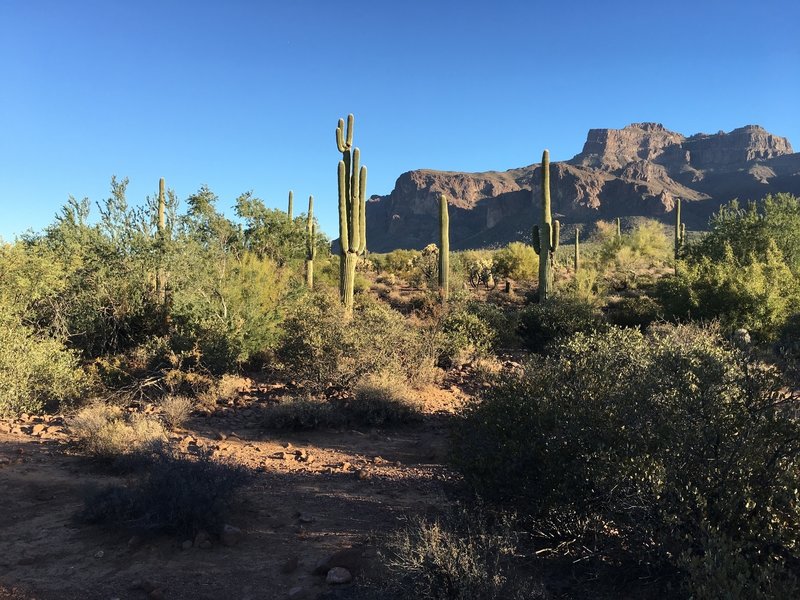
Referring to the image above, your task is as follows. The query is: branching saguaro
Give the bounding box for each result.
[336,114,367,314]
[306,195,316,289]
[532,149,560,302]
[438,194,450,301]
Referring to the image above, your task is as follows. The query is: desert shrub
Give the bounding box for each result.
[261,396,340,430]
[439,303,496,366]
[380,249,421,280]
[567,265,603,301]
[407,244,440,288]
[81,445,252,537]
[0,312,84,417]
[70,404,167,459]
[453,324,800,594]
[518,293,606,351]
[658,241,800,340]
[493,242,537,281]
[689,194,800,275]
[465,301,521,349]
[372,506,541,600]
[160,395,193,430]
[276,291,430,392]
[350,372,424,426]
[605,294,663,328]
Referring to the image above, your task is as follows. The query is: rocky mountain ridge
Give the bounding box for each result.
[364,123,800,251]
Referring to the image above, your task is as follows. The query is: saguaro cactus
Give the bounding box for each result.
[336,114,367,314]
[156,177,167,305]
[438,194,450,301]
[674,198,686,261]
[574,228,580,273]
[306,195,316,288]
[615,217,622,238]
[532,149,560,302]
[287,190,294,221]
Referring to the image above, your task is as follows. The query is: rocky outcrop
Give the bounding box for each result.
[363,123,800,251]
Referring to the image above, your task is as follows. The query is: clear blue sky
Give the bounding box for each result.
[1,0,798,241]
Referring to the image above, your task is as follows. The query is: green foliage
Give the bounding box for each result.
[690,194,800,274]
[658,241,800,340]
[439,304,496,366]
[518,293,606,351]
[453,324,800,594]
[0,311,84,416]
[493,242,537,281]
[598,218,671,269]
[275,291,430,392]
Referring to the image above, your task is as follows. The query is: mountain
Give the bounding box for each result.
[363,123,800,252]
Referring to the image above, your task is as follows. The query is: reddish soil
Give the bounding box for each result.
[0,383,470,600]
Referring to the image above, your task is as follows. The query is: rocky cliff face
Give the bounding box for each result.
[364,123,800,252]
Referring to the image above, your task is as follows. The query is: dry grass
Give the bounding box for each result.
[160,395,193,430]
[70,403,167,459]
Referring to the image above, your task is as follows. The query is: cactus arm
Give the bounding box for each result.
[338,161,349,253]
[358,165,367,254]
[551,220,560,252]
[532,225,541,255]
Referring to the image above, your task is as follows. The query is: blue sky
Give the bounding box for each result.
[1,0,798,240]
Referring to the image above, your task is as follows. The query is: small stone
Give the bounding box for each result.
[269,451,286,460]
[280,555,299,574]
[373,456,384,465]
[31,424,47,436]
[127,535,143,549]
[296,513,314,524]
[94,550,104,558]
[287,586,304,598]
[326,567,352,584]
[355,468,369,480]
[148,589,165,600]
[216,431,227,441]
[221,524,243,547]
[181,540,192,550]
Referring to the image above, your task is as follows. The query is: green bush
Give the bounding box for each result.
[275,291,430,392]
[0,312,84,416]
[518,293,606,352]
[493,242,537,281]
[658,241,800,340]
[453,324,800,594]
[439,303,496,366]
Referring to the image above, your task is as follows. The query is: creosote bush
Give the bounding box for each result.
[453,324,800,595]
[81,445,252,537]
[518,292,606,351]
[276,290,432,393]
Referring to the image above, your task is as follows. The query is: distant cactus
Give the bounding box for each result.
[439,194,450,301]
[306,195,316,288]
[156,177,167,304]
[287,190,294,221]
[336,114,367,314]
[674,198,686,261]
[616,217,622,238]
[532,150,560,302]
[574,227,580,272]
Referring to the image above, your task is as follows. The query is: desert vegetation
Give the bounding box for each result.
[2,119,800,600]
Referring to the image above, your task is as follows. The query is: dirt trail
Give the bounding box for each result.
[0,401,460,600]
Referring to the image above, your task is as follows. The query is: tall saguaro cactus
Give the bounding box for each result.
[574,228,580,273]
[532,149,560,302]
[615,217,622,238]
[287,190,294,221]
[306,195,316,289]
[438,194,450,301]
[155,177,167,305]
[336,114,367,314]
[674,198,686,261]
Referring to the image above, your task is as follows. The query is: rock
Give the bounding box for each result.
[287,586,305,598]
[326,567,352,585]
[355,468,369,481]
[94,550,104,558]
[733,328,751,347]
[181,540,192,550]
[31,424,47,436]
[313,547,364,576]
[220,524,243,547]
[216,431,227,441]
[194,530,211,547]
[296,513,314,524]
[148,589,165,600]
[199,540,213,549]
[362,123,799,252]
[269,451,286,460]
[280,555,299,574]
